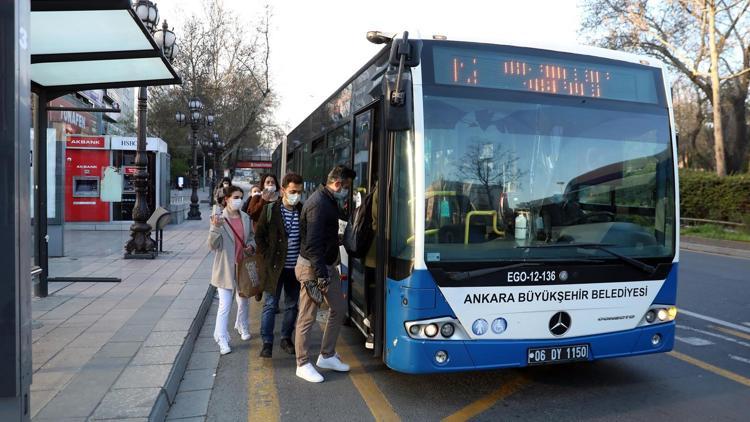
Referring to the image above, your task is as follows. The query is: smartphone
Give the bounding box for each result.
[212,205,222,220]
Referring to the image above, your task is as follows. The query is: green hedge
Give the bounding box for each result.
[679,169,750,223]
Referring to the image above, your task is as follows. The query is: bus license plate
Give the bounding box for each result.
[527,344,590,365]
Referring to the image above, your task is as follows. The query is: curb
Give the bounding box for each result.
[681,242,750,259]
[149,284,216,422]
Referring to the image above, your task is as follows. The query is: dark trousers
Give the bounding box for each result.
[260,268,300,344]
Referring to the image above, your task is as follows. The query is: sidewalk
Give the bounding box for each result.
[681,235,750,259]
[31,197,216,421]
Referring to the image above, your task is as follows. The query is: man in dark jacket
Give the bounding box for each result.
[294,165,355,383]
[256,173,304,358]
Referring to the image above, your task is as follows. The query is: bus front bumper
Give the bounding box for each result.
[383,322,675,374]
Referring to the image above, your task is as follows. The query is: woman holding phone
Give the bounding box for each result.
[246,173,280,229]
[207,185,256,355]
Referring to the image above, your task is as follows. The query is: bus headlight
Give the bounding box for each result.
[424,323,439,337]
[640,305,677,326]
[404,317,470,340]
[667,306,677,320]
[657,309,669,321]
[440,323,455,338]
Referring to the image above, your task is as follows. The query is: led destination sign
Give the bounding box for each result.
[433,46,660,104]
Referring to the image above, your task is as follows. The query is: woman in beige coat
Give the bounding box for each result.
[207,185,257,355]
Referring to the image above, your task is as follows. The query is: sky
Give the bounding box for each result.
[158,0,581,132]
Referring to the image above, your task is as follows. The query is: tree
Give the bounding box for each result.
[580,0,750,175]
[456,141,524,208]
[673,79,712,168]
[147,0,277,174]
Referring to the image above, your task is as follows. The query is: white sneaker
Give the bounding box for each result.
[316,353,350,372]
[296,363,324,383]
[235,325,251,341]
[217,338,231,355]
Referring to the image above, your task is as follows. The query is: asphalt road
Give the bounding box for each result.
[203,249,750,421]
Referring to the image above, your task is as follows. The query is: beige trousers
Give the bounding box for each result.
[294,257,346,367]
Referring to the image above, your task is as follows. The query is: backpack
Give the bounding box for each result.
[343,191,375,258]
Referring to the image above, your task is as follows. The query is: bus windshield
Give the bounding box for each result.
[422,93,675,264]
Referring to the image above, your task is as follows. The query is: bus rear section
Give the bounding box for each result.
[382,40,678,373]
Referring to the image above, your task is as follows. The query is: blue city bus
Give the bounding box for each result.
[277,32,679,373]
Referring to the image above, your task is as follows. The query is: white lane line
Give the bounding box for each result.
[743,322,750,327]
[679,309,750,335]
[675,336,714,346]
[729,355,750,365]
[676,324,750,349]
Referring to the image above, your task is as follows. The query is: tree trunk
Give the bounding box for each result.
[724,94,749,173]
[708,0,727,176]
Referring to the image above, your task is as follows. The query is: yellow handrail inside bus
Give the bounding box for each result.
[406,229,439,245]
[464,211,505,244]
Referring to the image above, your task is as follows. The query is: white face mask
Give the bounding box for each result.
[251,191,262,197]
[286,193,300,206]
[229,198,242,210]
[223,183,230,188]
[265,185,276,193]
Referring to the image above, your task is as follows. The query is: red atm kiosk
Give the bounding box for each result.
[65,135,110,222]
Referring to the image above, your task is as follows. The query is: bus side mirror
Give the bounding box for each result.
[384,32,422,131]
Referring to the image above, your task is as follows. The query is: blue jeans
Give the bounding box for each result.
[260,268,300,344]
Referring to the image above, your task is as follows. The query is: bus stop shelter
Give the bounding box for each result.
[1,1,180,419]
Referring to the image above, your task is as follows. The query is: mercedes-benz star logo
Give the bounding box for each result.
[549,311,571,336]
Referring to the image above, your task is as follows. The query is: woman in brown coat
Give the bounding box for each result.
[246,173,280,229]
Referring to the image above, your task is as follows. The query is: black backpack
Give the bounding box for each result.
[343,191,375,258]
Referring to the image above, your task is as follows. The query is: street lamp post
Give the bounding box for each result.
[205,132,225,206]
[126,0,177,259]
[176,98,214,220]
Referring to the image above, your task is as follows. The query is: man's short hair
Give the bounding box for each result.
[282,172,303,187]
[326,165,356,184]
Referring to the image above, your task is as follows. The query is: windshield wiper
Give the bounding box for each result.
[517,243,656,275]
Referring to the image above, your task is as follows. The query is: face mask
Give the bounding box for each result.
[286,193,300,206]
[265,185,276,193]
[251,192,262,197]
[229,199,242,210]
[223,183,230,188]
[333,188,349,200]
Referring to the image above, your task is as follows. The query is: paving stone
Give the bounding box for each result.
[92,387,161,419]
[165,389,211,419]
[114,364,172,388]
[66,330,114,349]
[30,389,58,419]
[132,345,181,366]
[126,307,168,325]
[154,318,194,332]
[186,352,220,370]
[97,341,142,358]
[192,337,218,353]
[34,357,129,419]
[144,330,189,347]
[177,369,215,392]
[113,324,154,342]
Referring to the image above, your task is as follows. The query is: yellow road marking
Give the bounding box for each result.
[668,351,750,388]
[317,321,400,421]
[248,303,280,422]
[710,325,750,341]
[441,373,529,422]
